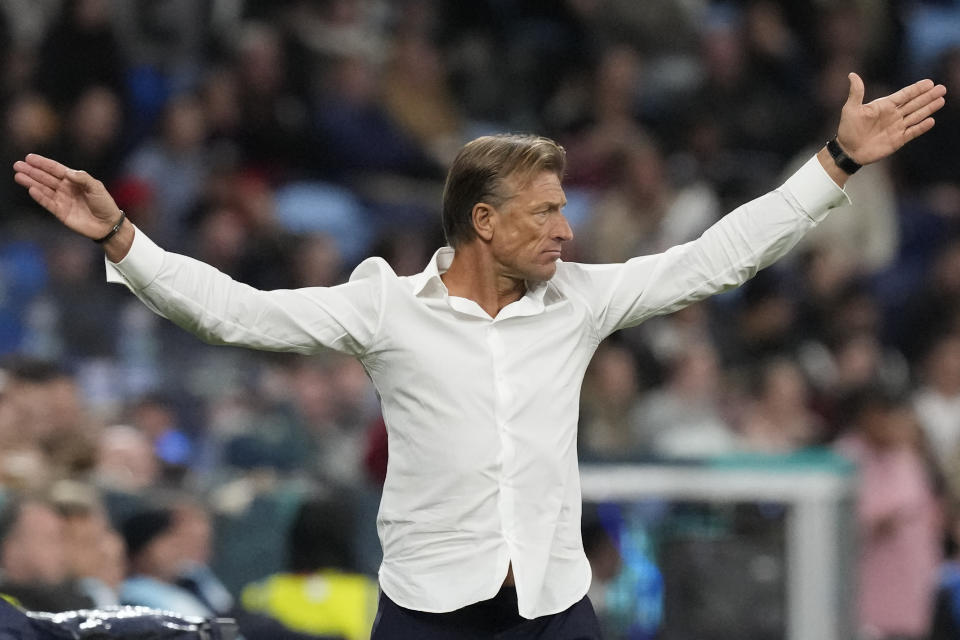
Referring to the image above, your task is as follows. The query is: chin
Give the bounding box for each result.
[525,264,558,283]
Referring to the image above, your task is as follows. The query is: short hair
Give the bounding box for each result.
[441,134,566,247]
[286,495,353,573]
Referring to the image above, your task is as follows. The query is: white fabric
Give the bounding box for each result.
[105,155,847,618]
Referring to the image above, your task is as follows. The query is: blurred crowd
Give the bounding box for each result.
[1,0,960,638]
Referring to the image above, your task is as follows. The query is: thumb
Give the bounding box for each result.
[845,72,865,109]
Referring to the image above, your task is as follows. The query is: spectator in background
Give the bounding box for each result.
[0,92,59,215]
[94,424,160,494]
[897,46,960,217]
[0,359,99,487]
[736,357,823,454]
[914,333,960,498]
[896,238,960,365]
[50,480,124,607]
[170,498,235,617]
[231,21,313,177]
[129,394,194,485]
[242,494,378,640]
[579,342,645,460]
[715,270,799,371]
[52,85,124,188]
[122,93,210,250]
[119,505,213,617]
[312,48,441,181]
[31,230,122,361]
[581,513,622,640]
[0,494,93,612]
[931,509,960,640]
[35,0,125,110]
[555,44,649,191]
[835,385,943,640]
[582,136,720,263]
[631,340,736,459]
[381,30,466,168]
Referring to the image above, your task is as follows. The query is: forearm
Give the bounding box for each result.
[816,146,851,189]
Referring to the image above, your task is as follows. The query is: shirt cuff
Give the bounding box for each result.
[779,154,851,223]
[104,225,165,290]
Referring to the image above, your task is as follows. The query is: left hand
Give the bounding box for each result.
[836,72,947,165]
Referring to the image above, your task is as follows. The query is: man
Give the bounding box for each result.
[0,495,94,612]
[50,481,125,608]
[13,73,946,638]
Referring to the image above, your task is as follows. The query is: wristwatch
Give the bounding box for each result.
[826,137,862,175]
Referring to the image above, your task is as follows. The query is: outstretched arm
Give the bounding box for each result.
[12,154,134,262]
[820,73,946,186]
[569,73,947,337]
[12,154,385,358]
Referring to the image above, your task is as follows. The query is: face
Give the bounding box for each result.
[486,170,573,282]
[2,503,67,584]
[63,511,111,579]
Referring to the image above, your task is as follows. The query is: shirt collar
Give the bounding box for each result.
[410,247,558,307]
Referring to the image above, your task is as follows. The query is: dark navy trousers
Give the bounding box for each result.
[370,587,603,639]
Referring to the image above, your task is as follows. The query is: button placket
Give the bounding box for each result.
[488,322,516,543]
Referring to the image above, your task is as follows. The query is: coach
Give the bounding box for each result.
[13,73,946,639]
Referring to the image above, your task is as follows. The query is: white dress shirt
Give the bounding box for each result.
[105,155,847,618]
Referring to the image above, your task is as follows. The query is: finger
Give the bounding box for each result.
[23,153,70,179]
[905,117,936,143]
[845,72,865,108]
[13,171,55,200]
[898,83,947,118]
[903,95,946,128]
[27,184,58,212]
[885,78,935,107]
[13,159,62,191]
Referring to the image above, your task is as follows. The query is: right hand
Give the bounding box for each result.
[13,153,123,240]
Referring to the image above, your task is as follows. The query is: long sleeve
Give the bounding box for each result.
[556,155,849,340]
[105,228,386,357]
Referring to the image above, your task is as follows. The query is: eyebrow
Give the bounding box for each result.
[536,199,567,210]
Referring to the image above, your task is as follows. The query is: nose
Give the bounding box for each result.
[554,213,574,243]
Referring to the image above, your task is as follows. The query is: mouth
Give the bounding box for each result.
[543,249,562,259]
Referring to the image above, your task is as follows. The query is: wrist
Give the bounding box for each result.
[94,210,126,243]
[826,136,862,175]
[102,217,136,263]
[816,146,851,188]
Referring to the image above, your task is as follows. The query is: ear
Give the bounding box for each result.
[471,203,495,242]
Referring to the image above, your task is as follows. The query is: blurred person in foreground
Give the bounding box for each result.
[12,73,946,639]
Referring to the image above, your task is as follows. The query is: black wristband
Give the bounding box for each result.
[93,210,126,244]
[826,137,862,175]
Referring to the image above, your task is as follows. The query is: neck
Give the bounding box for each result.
[441,243,526,317]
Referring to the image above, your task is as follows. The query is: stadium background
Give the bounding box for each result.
[1,0,960,638]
